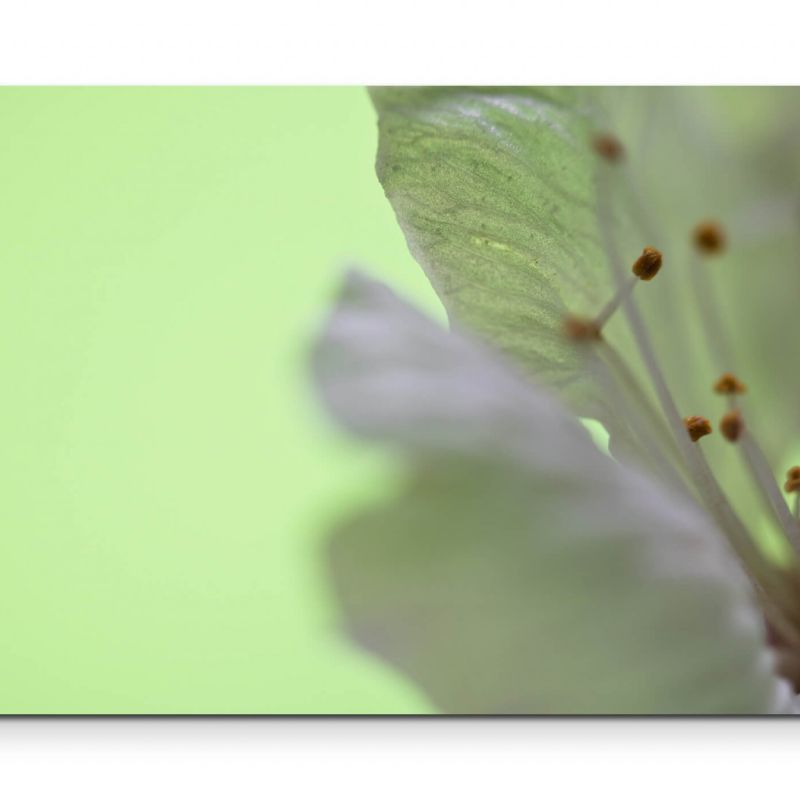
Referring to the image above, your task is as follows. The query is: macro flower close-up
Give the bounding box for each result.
[312,87,800,714]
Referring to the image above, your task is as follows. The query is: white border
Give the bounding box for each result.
[1,719,799,797]
[0,0,798,84]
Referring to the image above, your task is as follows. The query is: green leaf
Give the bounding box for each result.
[312,272,791,714]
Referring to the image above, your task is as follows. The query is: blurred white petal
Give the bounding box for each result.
[313,271,793,714]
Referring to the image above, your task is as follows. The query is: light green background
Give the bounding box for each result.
[0,88,440,713]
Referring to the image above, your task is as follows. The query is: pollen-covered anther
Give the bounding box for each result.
[720,410,744,443]
[631,247,663,281]
[562,314,602,342]
[592,133,624,163]
[785,467,800,494]
[684,415,713,443]
[713,372,747,395]
[693,221,726,255]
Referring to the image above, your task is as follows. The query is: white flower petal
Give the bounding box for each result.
[313,271,792,714]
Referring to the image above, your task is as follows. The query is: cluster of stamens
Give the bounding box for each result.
[677,375,748,443]
[563,210,798,513]
[569,130,800,689]
[714,373,747,443]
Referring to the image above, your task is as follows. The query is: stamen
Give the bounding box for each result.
[720,409,744,442]
[689,221,736,371]
[564,249,663,341]
[631,247,663,281]
[693,220,726,255]
[597,342,685,471]
[786,467,800,494]
[715,372,747,415]
[684,415,713,442]
[562,314,602,341]
[735,430,800,554]
[787,468,800,521]
[715,376,799,551]
[592,133,624,163]
[714,372,747,397]
[591,275,637,329]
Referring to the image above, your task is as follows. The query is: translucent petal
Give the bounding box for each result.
[371,86,800,540]
[370,88,616,409]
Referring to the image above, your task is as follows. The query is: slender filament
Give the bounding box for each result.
[590,343,691,499]
[689,252,737,373]
[739,431,800,553]
[593,274,638,329]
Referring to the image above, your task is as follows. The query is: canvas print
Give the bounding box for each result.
[3,87,799,714]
